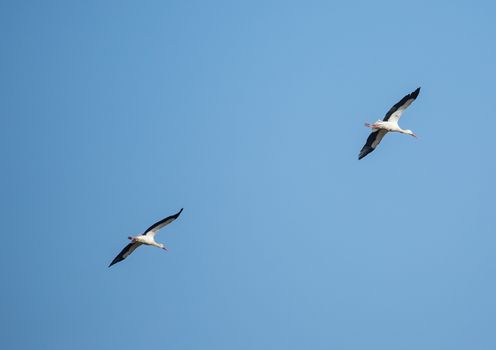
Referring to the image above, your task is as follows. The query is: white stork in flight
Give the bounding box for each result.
[359,87,420,160]
[109,208,183,267]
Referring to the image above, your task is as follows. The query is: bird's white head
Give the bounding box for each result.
[405,129,417,138]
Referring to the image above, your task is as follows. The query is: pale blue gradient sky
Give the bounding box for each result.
[1,1,495,349]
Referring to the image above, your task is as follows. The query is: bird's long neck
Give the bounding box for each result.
[151,241,162,248]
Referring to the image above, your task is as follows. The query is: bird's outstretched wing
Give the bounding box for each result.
[359,129,388,160]
[109,242,142,267]
[383,87,420,123]
[142,208,183,238]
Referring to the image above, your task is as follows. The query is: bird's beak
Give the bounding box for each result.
[412,133,417,138]
[162,246,169,252]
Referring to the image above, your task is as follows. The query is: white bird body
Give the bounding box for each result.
[359,87,420,159]
[131,234,164,248]
[366,120,415,135]
[109,208,183,267]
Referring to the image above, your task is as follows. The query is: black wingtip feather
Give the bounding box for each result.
[171,208,183,220]
[411,87,420,99]
[358,146,374,160]
[108,252,126,267]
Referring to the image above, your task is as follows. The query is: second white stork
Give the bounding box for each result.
[109,208,183,267]
[359,87,420,160]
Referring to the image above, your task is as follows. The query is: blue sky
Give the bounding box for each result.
[1,0,495,349]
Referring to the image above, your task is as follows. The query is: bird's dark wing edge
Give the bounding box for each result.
[359,130,387,160]
[108,242,140,267]
[383,87,420,121]
[142,208,184,235]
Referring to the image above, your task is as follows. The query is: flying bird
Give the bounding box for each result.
[359,87,420,160]
[109,208,183,267]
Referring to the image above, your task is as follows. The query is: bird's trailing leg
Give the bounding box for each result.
[365,122,380,129]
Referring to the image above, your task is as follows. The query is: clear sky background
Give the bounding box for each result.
[1,1,495,349]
